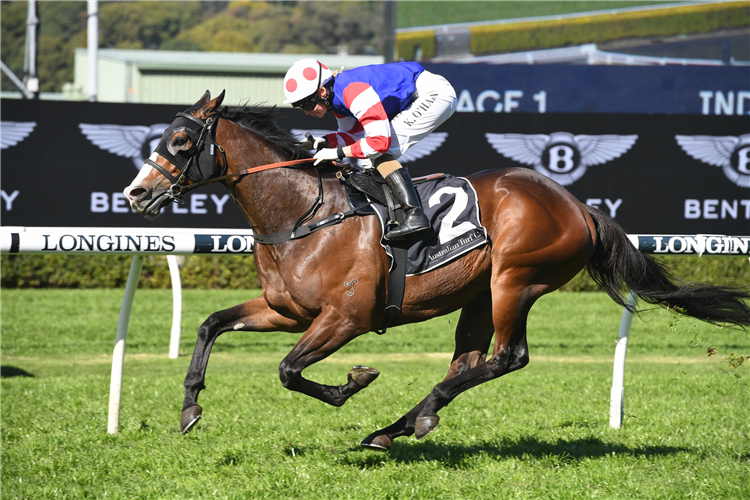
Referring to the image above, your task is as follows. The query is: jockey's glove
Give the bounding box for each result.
[302,133,328,151]
[313,147,345,166]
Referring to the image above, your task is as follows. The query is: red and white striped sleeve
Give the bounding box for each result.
[323,113,361,148]
[338,82,391,159]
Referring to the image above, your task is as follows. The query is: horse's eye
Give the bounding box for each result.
[173,136,187,147]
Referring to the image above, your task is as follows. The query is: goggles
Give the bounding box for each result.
[291,61,323,111]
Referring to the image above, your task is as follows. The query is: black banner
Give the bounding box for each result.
[2,99,748,234]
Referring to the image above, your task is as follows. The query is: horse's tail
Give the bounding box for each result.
[584,206,750,328]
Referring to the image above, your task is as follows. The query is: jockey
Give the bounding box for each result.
[282,59,457,241]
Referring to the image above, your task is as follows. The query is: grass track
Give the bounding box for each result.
[2,289,748,499]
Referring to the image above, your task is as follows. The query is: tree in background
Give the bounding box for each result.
[1,0,383,94]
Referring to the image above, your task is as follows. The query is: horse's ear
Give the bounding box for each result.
[211,90,225,110]
[194,90,225,118]
[195,90,212,107]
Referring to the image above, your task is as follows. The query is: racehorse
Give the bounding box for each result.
[123,91,750,450]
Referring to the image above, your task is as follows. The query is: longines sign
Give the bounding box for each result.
[1,99,748,234]
[0,227,255,254]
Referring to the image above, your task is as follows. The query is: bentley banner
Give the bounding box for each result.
[1,99,748,235]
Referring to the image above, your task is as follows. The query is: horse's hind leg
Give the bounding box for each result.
[361,291,495,450]
[411,285,534,439]
[181,296,301,434]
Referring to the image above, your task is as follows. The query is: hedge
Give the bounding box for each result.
[0,254,259,290]
[395,1,750,60]
[1,253,747,292]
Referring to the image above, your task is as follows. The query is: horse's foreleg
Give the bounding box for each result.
[278,306,374,407]
[181,296,301,434]
[361,291,495,450]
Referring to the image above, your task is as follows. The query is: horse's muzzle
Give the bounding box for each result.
[123,185,168,217]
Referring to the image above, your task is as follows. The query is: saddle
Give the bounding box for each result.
[252,166,488,333]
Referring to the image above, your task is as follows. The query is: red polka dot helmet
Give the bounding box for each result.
[283,59,333,104]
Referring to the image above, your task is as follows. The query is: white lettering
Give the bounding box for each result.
[172,202,188,214]
[586,198,602,209]
[668,236,686,253]
[715,91,734,115]
[91,192,109,213]
[547,145,575,173]
[685,199,701,219]
[91,192,232,215]
[721,200,738,219]
[533,91,546,113]
[211,194,230,214]
[738,91,750,115]
[586,198,621,218]
[191,193,208,214]
[699,91,713,115]
[456,89,476,112]
[476,90,501,113]
[504,90,523,113]
[653,236,667,253]
[1,190,20,211]
[112,193,130,213]
[704,199,719,219]
[738,147,750,174]
[706,236,724,254]
[684,199,750,219]
[604,198,623,218]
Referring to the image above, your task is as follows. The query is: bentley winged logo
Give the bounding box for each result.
[485,132,638,186]
[79,123,170,168]
[291,128,448,166]
[675,134,750,188]
[1,121,37,149]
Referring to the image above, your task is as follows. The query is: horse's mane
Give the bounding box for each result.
[219,105,311,160]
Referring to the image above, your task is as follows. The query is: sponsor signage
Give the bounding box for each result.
[422,64,750,116]
[628,235,750,256]
[0,227,255,254]
[1,99,748,235]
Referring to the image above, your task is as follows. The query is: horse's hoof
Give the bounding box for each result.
[360,434,392,451]
[180,405,202,434]
[348,366,380,388]
[415,415,439,440]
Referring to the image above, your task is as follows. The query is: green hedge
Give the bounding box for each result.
[395,1,750,60]
[0,254,259,289]
[470,1,750,56]
[395,29,436,61]
[1,253,746,291]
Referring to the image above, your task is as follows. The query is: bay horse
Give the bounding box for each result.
[123,91,750,450]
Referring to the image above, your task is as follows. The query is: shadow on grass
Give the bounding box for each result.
[0,366,36,378]
[346,436,687,467]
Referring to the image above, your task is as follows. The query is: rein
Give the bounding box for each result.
[150,109,358,245]
[179,157,315,196]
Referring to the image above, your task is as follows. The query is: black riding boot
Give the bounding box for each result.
[384,168,430,241]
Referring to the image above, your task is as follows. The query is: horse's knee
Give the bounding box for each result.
[278,361,298,390]
[487,345,529,376]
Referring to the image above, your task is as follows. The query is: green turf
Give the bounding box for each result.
[2,289,748,499]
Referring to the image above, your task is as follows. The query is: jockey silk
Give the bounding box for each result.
[325,62,425,160]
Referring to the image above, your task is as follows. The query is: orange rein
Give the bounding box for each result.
[180,157,316,194]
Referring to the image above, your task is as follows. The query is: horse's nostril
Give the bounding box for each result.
[129,187,147,198]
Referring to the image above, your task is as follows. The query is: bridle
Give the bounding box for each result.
[146,110,314,205]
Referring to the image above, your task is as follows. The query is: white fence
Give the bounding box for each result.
[2,227,748,433]
[1,226,254,434]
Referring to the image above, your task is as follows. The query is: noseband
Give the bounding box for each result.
[145,111,227,204]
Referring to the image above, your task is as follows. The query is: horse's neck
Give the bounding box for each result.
[225,133,333,235]
[235,168,326,235]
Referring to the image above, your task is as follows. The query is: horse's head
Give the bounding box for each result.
[123,90,227,217]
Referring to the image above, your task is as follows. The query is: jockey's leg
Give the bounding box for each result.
[375,155,430,241]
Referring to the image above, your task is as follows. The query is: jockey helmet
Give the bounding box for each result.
[283,59,333,106]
